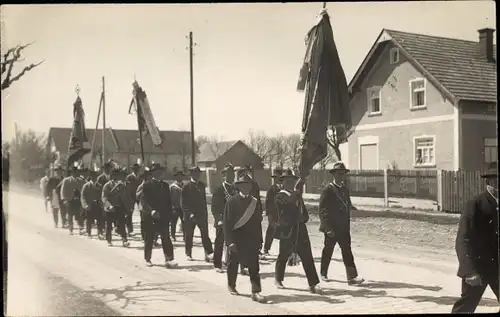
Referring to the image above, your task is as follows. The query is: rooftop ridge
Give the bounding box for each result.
[384,28,496,46]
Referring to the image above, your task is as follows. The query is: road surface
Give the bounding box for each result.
[4,190,498,315]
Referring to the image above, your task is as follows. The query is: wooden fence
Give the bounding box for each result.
[440,170,486,214]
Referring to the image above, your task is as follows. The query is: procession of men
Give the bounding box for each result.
[39,159,499,308]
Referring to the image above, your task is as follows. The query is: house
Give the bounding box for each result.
[47,127,194,171]
[347,28,497,171]
[197,140,264,171]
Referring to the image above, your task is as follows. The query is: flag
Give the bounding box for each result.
[297,9,351,177]
[129,81,162,146]
[67,96,91,169]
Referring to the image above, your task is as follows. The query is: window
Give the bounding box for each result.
[414,136,435,166]
[367,86,381,115]
[390,48,399,64]
[410,78,426,109]
[484,138,498,164]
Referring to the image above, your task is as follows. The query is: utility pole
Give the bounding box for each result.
[102,76,107,163]
[189,31,196,165]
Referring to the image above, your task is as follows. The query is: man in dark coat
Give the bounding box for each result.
[97,162,113,188]
[170,171,185,242]
[274,169,324,294]
[46,165,65,228]
[61,165,85,235]
[81,169,105,239]
[181,165,214,262]
[138,163,178,268]
[262,168,283,256]
[451,165,499,313]
[125,163,141,237]
[102,167,132,247]
[318,162,364,285]
[212,163,237,273]
[224,173,267,303]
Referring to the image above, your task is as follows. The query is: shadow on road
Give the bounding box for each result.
[259,271,304,280]
[181,263,215,272]
[402,295,499,307]
[323,287,388,298]
[265,293,345,305]
[87,280,199,310]
[361,280,443,292]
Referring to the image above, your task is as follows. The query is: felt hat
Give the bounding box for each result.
[280,168,298,180]
[131,163,140,170]
[271,167,283,178]
[234,173,253,185]
[173,170,185,177]
[237,165,252,172]
[148,162,163,173]
[188,165,201,174]
[329,161,350,174]
[221,163,235,174]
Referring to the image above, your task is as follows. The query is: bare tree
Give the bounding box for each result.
[318,146,337,170]
[246,129,273,166]
[1,42,44,90]
[269,134,288,169]
[284,133,302,169]
[195,135,210,148]
[326,125,354,162]
[196,134,225,162]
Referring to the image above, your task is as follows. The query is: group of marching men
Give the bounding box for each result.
[41,160,365,303]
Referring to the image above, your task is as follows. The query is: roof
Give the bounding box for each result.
[349,28,497,103]
[197,140,239,163]
[48,127,193,155]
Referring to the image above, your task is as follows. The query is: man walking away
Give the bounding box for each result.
[224,173,267,303]
[40,169,50,213]
[81,168,105,239]
[262,168,283,257]
[61,165,84,235]
[212,163,237,273]
[319,162,364,285]
[125,163,141,237]
[452,164,499,313]
[47,165,65,228]
[139,163,178,268]
[274,169,324,294]
[170,171,185,242]
[102,167,132,247]
[181,165,214,262]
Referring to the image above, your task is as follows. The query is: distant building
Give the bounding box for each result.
[348,28,496,171]
[47,127,194,171]
[197,140,264,171]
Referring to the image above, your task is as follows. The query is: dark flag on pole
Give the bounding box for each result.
[67,93,91,169]
[297,9,351,177]
[128,81,162,146]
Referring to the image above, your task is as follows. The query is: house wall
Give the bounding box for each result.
[214,142,264,171]
[350,43,455,128]
[348,119,454,170]
[461,118,497,171]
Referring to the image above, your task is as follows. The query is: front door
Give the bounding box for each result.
[360,144,378,170]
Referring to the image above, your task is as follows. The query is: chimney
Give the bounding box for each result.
[478,28,495,62]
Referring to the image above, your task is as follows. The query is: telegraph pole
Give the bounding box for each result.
[189,31,196,165]
[102,76,107,163]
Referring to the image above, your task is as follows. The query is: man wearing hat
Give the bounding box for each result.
[61,164,86,235]
[125,163,142,237]
[318,161,364,285]
[139,163,178,268]
[452,163,499,313]
[46,165,66,228]
[262,167,283,257]
[81,168,105,239]
[170,170,185,242]
[211,163,237,273]
[97,161,113,188]
[136,167,152,242]
[102,166,132,247]
[274,168,323,294]
[224,173,267,303]
[181,165,214,262]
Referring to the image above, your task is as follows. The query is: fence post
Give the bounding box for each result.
[206,168,212,195]
[383,168,389,207]
[436,169,442,211]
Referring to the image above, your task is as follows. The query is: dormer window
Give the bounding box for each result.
[390,48,399,64]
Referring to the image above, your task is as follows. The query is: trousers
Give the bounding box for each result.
[66,200,83,232]
[51,207,64,227]
[170,208,184,239]
[125,207,134,235]
[144,217,174,262]
[275,223,320,287]
[227,248,262,293]
[184,218,214,257]
[320,232,359,279]
[451,274,499,313]
[104,207,128,243]
[263,214,276,252]
[85,202,104,236]
[213,226,225,269]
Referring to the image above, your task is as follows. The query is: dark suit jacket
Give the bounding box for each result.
[456,190,499,279]
[224,194,262,250]
[139,179,173,223]
[274,189,309,240]
[318,183,352,235]
[251,180,263,214]
[211,182,237,228]
[125,173,141,203]
[265,184,280,218]
[181,180,208,222]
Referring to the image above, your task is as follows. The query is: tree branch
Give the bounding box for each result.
[1,60,44,90]
[1,42,41,90]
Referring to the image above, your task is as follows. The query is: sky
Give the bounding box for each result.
[1,1,496,144]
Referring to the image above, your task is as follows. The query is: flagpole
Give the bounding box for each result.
[322,2,326,9]
[134,80,146,165]
[189,31,196,165]
[101,76,107,163]
[90,92,103,168]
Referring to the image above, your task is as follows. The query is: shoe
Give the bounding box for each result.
[251,293,267,303]
[321,275,329,282]
[122,241,130,248]
[310,285,325,295]
[54,224,58,228]
[259,253,266,260]
[215,267,225,273]
[274,280,285,289]
[205,254,214,263]
[98,234,104,240]
[69,230,74,235]
[171,236,177,242]
[228,286,238,295]
[127,233,133,238]
[240,268,249,276]
[165,260,178,269]
[107,241,113,247]
[347,276,365,285]
[79,229,85,235]
[87,234,92,238]
[186,256,194,261]
[145,261,153,267]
